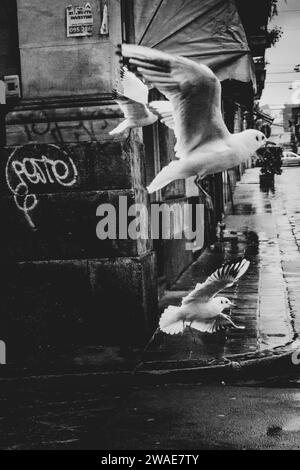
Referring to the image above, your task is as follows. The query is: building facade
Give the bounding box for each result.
[0,0,271,367]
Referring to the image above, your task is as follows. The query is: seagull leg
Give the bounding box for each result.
[189,322,197,344]
[214,313,245,332]
[132,327,160,374]
[194,176,214,211]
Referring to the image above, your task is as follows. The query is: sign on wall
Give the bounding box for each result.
[66,3,93,37]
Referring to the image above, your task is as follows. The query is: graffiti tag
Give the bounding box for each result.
[6,144,78,229]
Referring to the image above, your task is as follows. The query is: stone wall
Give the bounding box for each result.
[0,1,158,364]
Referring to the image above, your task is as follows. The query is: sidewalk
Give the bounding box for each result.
[2,167,300,385]
[135,167,300,379]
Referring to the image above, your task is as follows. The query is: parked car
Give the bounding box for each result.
[282,151,300,167]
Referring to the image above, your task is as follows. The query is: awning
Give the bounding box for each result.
[133,0,256,87]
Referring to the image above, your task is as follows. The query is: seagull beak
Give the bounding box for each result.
[229,301,236,308]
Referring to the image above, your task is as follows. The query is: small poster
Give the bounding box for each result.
[66,3,93,37]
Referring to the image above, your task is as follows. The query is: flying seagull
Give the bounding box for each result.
[110,67,174,135]
[159,259,250,335]
[119,44,267,201]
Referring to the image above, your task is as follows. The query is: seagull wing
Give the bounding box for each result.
[121,66,149,105]
[112,90,151,120]
[110,90,157,135]
[182,259,250,305]
[148,100,175,130]
[121,44,230,158]
[192,314,245,333]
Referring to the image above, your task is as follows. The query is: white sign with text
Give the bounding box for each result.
[66,3,93,37]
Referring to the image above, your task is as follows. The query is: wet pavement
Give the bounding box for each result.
[4,381,300,449]
[2,168,300,450]
[139,167,300,369]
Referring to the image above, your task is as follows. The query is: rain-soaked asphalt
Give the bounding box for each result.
[2,167,300,450]
[3,381,300,450]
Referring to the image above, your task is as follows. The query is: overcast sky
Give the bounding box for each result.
[260,0,300,107]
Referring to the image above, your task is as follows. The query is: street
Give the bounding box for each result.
[1,166,300,451]
[3,378,300,450]
[2,0,300,454]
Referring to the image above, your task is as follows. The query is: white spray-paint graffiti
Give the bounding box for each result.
[6,144,78,228]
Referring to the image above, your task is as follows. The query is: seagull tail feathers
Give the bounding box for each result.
[159,305,184,335]
[147,161,182,193]
[109,120,130,135]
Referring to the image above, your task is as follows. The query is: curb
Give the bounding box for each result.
[1,340,300,391]
[135,340,300,384]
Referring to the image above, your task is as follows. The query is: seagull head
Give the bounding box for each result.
[214,296,236,314]
[242,129,267,151]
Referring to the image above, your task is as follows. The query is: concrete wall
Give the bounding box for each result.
[17,0,120,98]
[1,1,158,365]
[0,1,254,366]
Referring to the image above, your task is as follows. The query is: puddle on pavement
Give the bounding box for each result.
[267,425,282,437]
